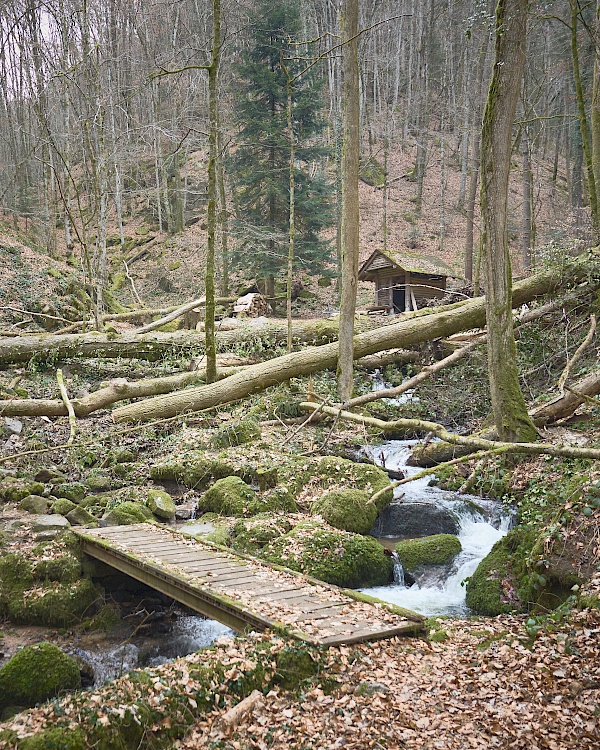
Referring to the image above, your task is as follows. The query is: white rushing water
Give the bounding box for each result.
[363,441,514,617]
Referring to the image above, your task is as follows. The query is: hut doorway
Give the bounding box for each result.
[392,287,405,313]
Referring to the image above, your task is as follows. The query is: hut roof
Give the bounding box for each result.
[358,249,455,280]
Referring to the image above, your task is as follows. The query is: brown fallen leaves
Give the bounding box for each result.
[1,608,599,749]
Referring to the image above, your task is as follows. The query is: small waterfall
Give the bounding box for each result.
[391,552,405,586]
[363,440,514,617]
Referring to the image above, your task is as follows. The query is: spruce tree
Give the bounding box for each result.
[230,0,332,296]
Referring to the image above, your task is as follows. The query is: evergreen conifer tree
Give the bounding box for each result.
[230,0,332,296]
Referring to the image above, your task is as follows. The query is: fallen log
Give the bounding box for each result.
[111,261,590,423]
[0,366,240,418]
[0,317,385,367]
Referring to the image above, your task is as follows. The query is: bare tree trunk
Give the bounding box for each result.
[480,0,537,442]
[522,128,532,272]
[337,0,360,402]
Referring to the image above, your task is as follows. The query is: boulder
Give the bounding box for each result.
[0,478,45,504]
[54,482,86,503]
[66,506,99,527]
[34,467,67,484]
[231,515,294,555]
[370,502,459,538]
[19,495,49,514]
[261,521,393,588]
[147,489,176,519]
[51,498,77,516]
[394,534,462,574]
[101,501,153,526]
[6,580,98,627]
[210,418,261,448]
[312,489,378,535]
[30,515,70,534]
[200,476,256,516]
[0,643,81,711]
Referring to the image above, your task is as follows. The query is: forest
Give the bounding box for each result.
[0,0,599,748]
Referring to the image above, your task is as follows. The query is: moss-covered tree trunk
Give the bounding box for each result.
[337,0,360,402]
[480,0,537,442]
[592,0,600,241]
[205,0,221,384]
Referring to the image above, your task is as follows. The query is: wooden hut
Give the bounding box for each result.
[358,249,454,312]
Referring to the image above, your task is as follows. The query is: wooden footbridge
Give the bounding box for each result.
[74,524,424,646]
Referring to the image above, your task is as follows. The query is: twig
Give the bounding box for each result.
[557,314,596,394]
[56,368,77,445]
[123,260,144,307]
[280,397,330,447]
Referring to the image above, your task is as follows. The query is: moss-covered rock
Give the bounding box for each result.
[54,482,86,503]
[210,418,261,448]
[231,515,294,555]
[33,555,81,584]
[147,489,176,519]
[102,501,153,526]
[66,505,99,527]
[0,478,45,504]
[201,476,256,517]
[51,498,77,516]
[0,643,81,711]
[204,526,231,546]
[278,456,393,509]
[85,471,119,492]
[0,553,34,590]
[394,534,462,573]
[7,579,98,627]
[80,494,111,510]
[466,526,536,616]
[19,727,87,750]
[260,522,393,588]
[312,489,378,534]
[19,495,49,514]
[247,487,298,515]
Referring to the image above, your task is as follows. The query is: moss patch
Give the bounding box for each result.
[0,643,81,711]
[260,522,393,588]
[102,501,153,526]
[210,418,261,448]
[200,476,256,516]
[395,534,462,573]
[312,489,378,534]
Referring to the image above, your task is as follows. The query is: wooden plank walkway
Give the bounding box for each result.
[74,523,424,646]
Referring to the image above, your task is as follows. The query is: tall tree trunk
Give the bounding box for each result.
[337,0,360,402]
[205,0,221,384]
[480,0,537,442]
[522,128,532,271]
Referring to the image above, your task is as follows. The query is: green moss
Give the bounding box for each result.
[395,534,462,572]
[19,727,87,750]
[466,526,537,616]
[275,644,319,689]
[200,476,256,516]
[312,489,378,534]
[19,495,49,514]
[54,482,86,503]
[0,553,34,590]
[278,456,393,509]
[204,526,231,546]
[85,471,118,492]
[102,501,153,526]
[248,487,297,515]
[33,555,81,583]
[7,579,98,627]
[231,516,294,555]
[0,643,81,711]
[261,522,393,588]
[147,489,176,519]
[210,418,261,448]
[0,478,45,504]
[51,498,77,515]
[359,157,386,187]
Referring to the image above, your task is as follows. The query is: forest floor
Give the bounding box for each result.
[2,598,599,749]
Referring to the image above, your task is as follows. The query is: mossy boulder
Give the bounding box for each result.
[19,495,49,514]
[102,501,153,526]
[466,526,536,616]
[231,516,294,555]
[7,579,98,627]
[147,489,176,519]
[0,553,34,590]
[278,456,393,509]
[80,494,111,510]
[51,498,77,516]
[33,555,81,583]
[204,526,231,546]
[54,482,86,503]
[85,471,118,492]
[66,506,99,527]
[394,534,462,573]
[247,487,298,515]
[210,418,262,448]
[0,643,81,711]
[0,478,45,504]
[312,489,378,534]
[201,476,256,517]
[260,522,393,588]
[19,727,87,750]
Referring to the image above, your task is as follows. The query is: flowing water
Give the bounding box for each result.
[363,441,514,617]
[72,614,233,687]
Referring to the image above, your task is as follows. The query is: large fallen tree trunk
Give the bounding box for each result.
[0,318,380,367]
[112,261,591,423]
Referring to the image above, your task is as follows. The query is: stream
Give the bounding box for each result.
[363,440,514,617]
